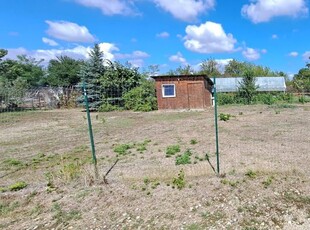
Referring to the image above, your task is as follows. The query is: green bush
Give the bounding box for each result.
[254,93,275,105]
[217,93,238,105]
[123,80,157,112]
[98,103,120,112]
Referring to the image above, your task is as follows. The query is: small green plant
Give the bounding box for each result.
[151,181,160,189]
[136,139,151,153]
[175,149,192,165]
[8,181,27,191]
[143,177,150,185]
[113,143,133,155]
[45,172,56,192]
[172,169,185,190]
[220,179,239,187]
[190,139,198,145]
[219,113,232,121]
[245,169,257,179]
[166,144,181,157]
[262,176,274,188]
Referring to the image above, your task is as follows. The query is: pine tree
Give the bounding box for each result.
[78,44,105,110]
[238,69,258,104]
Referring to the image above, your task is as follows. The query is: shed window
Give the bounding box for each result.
[162,84,176,97]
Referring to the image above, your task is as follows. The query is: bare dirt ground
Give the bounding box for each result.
[0,104,309,230]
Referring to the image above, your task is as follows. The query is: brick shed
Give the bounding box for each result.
[151,75,214,110]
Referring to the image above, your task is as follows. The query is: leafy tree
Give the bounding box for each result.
[47,56,83,87]
[0,53,45,108]
[293,57,310,93]
[238,69,258,104]
[167,65,194,75]
[100,61,144,107]
[198,59,221,77]
[224,59,245,77]
[0,49,8,60]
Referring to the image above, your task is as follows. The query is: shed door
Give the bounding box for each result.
[187,83,204,109]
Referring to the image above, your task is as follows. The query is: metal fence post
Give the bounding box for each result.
[213,76,220,175]
[83,81,98,178]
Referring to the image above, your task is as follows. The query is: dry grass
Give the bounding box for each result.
[0,104,309,229]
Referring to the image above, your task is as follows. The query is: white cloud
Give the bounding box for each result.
[128,59,144,68]
[75,0,136,15]
[302,51,310,61]
[289,52,299,57]
[169,52,188,65]
[6,43,119,65]
[156,31,170,38]
[261,49,267,54]
[184,21,237,54]
[271,34,278,39]
[45,20,96,43]
[42,37,59,46]
[5,47,28,59]
[242,0,308,23]
[115,50,150,59]
[154,0,215,22]
[242,47,260,61]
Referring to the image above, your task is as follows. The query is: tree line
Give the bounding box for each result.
[1,44,309,111]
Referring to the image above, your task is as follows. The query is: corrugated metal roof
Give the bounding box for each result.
[214,77,286,92]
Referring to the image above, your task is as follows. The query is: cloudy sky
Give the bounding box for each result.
[1,0,309,75]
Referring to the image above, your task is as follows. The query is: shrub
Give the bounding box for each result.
[123,80,157,112]
[217,93,238,105]
[98,103,120,112]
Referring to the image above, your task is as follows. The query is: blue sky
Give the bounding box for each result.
[1,0,309,77]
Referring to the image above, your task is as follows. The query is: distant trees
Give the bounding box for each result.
[0,51,45,107]
[293,57,310,93]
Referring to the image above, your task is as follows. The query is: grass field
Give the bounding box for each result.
[0,104,310,229]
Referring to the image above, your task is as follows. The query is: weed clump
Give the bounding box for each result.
[166,145,181,157]
[8,181,27,191]
[172,169,185,190]
[175,149,192,165]
[219,113,232,121]
[245,169,257,179]
[113,143,133,155]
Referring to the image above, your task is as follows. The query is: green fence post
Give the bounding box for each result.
[213,76,220,175]
[83,81,98,178]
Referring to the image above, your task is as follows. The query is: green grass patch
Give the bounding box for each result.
[8,181,27,191]
[176,149,192,165]
[166,144,181,157]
